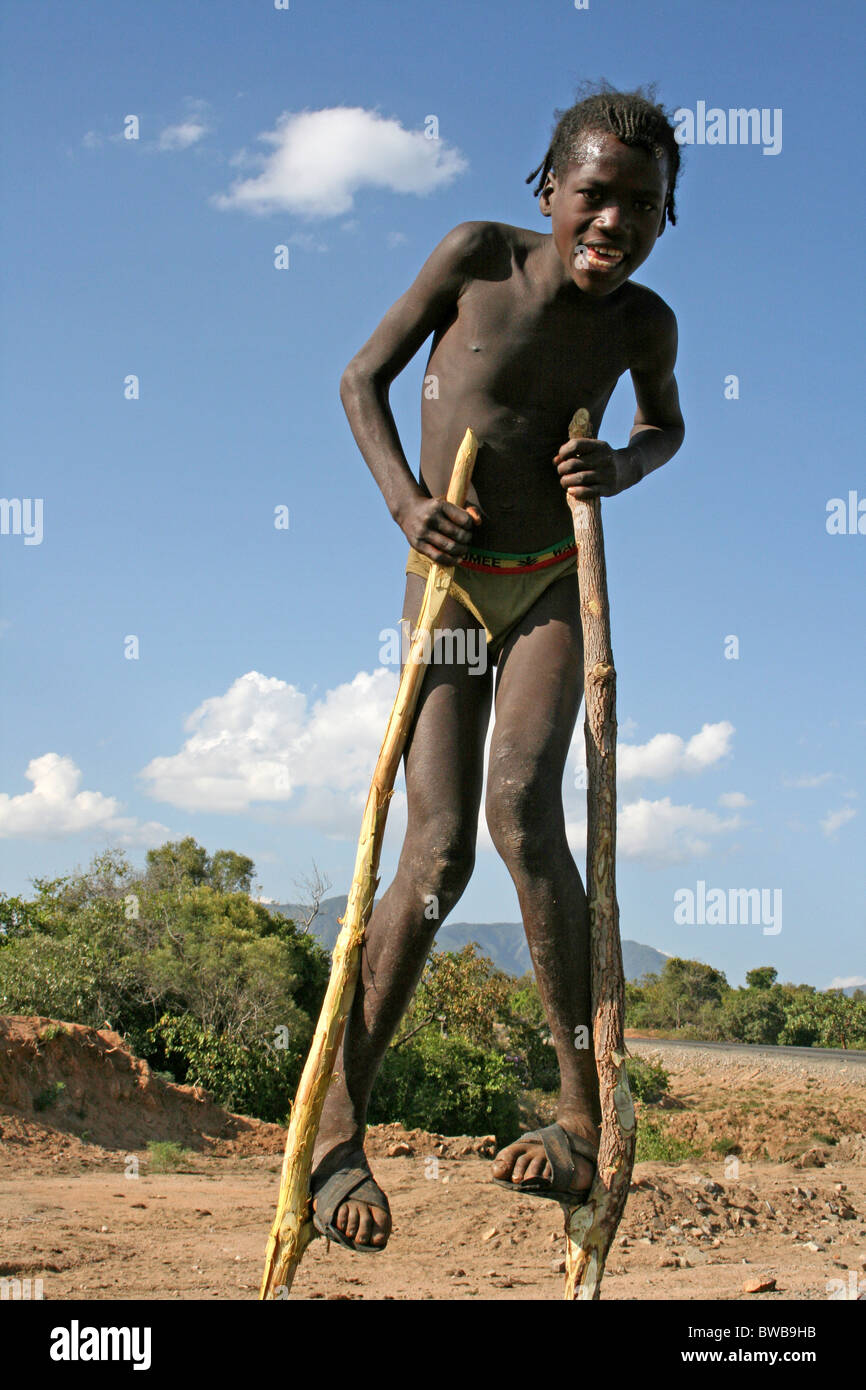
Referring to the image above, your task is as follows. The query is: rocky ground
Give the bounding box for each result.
[1,1018,864,1301]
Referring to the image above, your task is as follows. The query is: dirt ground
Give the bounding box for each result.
[1,1017,864,1301]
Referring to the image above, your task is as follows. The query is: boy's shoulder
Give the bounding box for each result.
[619,280,679,362]
[434,219,542,276]
[621,279,677,324]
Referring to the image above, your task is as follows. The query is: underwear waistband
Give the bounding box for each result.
[459,533,577,574]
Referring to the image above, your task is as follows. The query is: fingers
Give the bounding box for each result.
[561,473,615,498]
[566,480,610,499]
[414,498,479,563]
[552,437,607,464]
[413,534,465,565]
[438,499,478,534]
[555,439,616,498]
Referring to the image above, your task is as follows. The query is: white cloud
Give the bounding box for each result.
[286,231,329,253]
[566,797,741,865]
[784,772,833,788]
[213,107,468,218]
[139,672,744,870]
[0,754,170,843]
[158,98,210,151]
[140,669,398,815]
[586,720,735,782]
[821,806,857,836]
[718,791,752,808]
[829,975,866,990]
[159,119,208,151]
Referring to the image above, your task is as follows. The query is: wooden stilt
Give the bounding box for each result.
[259,428,479,1300]
[563,408,635,1300]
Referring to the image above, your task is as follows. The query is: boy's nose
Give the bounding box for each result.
[594,202,629,233]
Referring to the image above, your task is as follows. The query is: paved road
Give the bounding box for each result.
[627,1035,866,1068]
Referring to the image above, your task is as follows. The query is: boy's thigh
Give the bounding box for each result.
[399,573,493,821]
[489,571,584,775]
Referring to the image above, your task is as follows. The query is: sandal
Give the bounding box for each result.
[310,1162,391,1252]
[492,1122,598,1206]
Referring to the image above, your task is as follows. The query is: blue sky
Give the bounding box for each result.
[1,0,863,990]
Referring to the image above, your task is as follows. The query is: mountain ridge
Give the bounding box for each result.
[267,893,669,983]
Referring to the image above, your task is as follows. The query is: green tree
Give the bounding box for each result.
[780,990,866,1050]
[723,986,786,1044]
[630,957,730,1032]
[208,850,255,895]
[0,842,331,1120]
[396,944,511,1051]
[745,966,778,991]
[143,838,210,892]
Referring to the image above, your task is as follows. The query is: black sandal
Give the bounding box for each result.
[310,1163,391,1252]
[492,1123,598,1206]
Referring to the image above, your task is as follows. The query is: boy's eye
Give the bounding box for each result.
[635,200,657,211]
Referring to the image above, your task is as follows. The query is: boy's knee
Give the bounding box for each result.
[404,819,475,902]
[485,772,557,871]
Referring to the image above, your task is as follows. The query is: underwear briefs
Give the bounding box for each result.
[405,533,579,664]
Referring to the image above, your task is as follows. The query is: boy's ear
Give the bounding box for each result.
[538,174,557,219]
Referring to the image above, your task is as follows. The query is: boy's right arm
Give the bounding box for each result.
[340,221,493,564]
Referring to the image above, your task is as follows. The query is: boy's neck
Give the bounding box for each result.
[533,234,620,308]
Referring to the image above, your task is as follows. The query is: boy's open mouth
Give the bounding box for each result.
[575,244,626,271]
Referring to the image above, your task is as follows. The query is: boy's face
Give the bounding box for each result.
[541,131,669,296]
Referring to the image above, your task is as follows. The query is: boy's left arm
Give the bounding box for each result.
[555,301,685,500]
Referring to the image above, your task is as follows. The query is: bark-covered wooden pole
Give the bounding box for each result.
[562,408,635,1300]
[260,427,479,1301]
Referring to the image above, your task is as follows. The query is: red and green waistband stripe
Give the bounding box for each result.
[459,534,577,574]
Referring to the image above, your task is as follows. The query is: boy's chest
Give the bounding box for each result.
[447,277,633,404]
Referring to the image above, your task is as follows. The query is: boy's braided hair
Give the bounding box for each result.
[527,81,682,227]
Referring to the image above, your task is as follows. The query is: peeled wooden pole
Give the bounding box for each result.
[260,427,479,1300]
[562,408,636,1300]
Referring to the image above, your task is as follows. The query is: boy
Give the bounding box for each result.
[311,86,685,1250]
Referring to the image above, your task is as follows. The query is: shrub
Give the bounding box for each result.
[626,1056,669,1104]
[505,979,559,1091]
[146,1141,191,1173]
[636,1116,696,1163]
[147,1014,305,1124]
[33,1081,66,1112]
[369,1031,521,1140]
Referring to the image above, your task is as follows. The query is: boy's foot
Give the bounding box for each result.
[310,1140,391,1251]
[491,1121,599,1203]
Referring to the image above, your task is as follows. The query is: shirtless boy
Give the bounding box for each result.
[310,86,685,1250]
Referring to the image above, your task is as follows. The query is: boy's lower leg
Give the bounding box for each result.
[490,840,601,1193]
[311,574,491,1248]
[484,573,602,1194]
